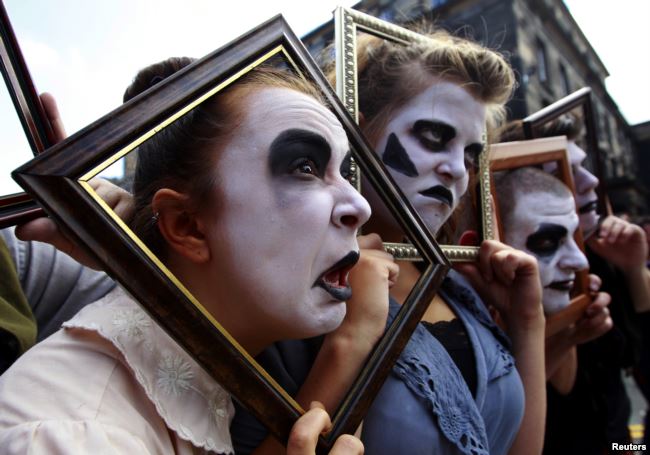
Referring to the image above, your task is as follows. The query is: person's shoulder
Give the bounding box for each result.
[0,327,123,425]
[443,270,491,318]
[0,322,175,451]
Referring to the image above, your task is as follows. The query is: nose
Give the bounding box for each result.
[434,146,467,183]
[332,183,371,230]
[558,239,589,272]
[574,166,599,195]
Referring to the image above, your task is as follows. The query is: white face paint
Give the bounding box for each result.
[373,80,486,235]
[504,191,589,314]
[203,88,371,341]
[543,141,600,238]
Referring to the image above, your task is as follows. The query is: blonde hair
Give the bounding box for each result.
[347,30,515,143]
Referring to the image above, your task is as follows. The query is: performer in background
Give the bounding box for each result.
[494,166,612,395]
[499,115,650,453]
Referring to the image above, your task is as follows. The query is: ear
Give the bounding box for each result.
[152,188,210,264]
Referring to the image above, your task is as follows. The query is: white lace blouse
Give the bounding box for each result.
[0,286,235,454]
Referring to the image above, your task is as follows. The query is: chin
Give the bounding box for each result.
[297,302,347,338]
[543,295,571,315]
[418,207,449,236]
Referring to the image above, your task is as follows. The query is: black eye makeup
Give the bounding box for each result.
[268,129,331,179]
[412,120,456,151]
[339,151,353,182]
[382,133,419,177]
[464,143,484,169]
[525,223,568,258]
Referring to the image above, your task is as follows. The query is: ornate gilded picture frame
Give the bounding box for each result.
[333,6,493,263]
[523,87,610,218]
[490,136,591,337]
[0,0,52,228]
[13,15,448,450]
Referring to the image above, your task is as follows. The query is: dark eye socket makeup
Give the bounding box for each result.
[412,120,483,168]
[463,143,484,168]
[525,223,568,258]
[339,151,353,182]
[268,129,331,179]
[412,120,456,151]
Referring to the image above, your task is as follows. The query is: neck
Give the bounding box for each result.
[167,259,272,356]
[393,260,456,322]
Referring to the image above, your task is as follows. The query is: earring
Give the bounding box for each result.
[152,212,160,223]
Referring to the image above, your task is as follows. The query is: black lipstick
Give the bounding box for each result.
[546,279,575,292]
[419,185,454,208]
[314,251,360,301]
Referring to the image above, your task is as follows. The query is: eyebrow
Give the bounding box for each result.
[268,129,331,177]
[413,120,457,144]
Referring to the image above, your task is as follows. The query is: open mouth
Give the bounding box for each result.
[546,279,575,292]
[578,200,598,214]
[419,185,453,208]
[314,251,360,301]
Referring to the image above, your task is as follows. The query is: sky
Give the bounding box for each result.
[0,0,358,194]
[563,0,650,125]
[2,0,648,195]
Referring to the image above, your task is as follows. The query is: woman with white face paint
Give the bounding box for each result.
[0,58,398,455]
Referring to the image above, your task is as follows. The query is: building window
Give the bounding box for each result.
[559,64,570,95]
[593,103,604,145]
[536,38,549,84]
[605,115,614,148]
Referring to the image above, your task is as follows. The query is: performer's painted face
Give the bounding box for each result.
[544,141,600,238]
[504,191,589,314]
[204,88,370,340]
[373,80,485,235]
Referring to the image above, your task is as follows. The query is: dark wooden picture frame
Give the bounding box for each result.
[333,6,495,263]
[13,15,449,451]
[522,87,610,218]
[0,0,53,228]
[490,136,591,337]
